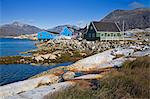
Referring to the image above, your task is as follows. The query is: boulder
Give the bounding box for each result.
[49,54,57,60]
[33,54,57,62]
[62,71,75,80]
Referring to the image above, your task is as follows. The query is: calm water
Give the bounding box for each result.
[0,62,72,86]
[0,38,37,56]
[0,38,72,86]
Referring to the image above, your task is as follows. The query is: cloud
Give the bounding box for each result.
[129,1,145,9]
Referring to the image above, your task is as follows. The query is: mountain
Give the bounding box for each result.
[47,25,80,33]
[0,22,42,36]
[101,8,150,30]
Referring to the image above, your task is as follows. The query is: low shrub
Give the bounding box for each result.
[122,56,150,69]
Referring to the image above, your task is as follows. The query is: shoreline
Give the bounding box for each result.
[0,51,87,65]
[0,36,37,41]
[0,36,15,38]
[0,38,149,65]
[1,47,149,98]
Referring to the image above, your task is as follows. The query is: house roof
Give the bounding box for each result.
[79,26,87,34]
[46,31,60,34]
[92,21,120,32]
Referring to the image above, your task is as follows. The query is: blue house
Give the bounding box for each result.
[37,31,59,41]
[37,27,74,41]
[60,27,73,37]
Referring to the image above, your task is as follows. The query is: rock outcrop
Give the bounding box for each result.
[67,49,115,71]
[0,74,61,98]
[5,81,76,99]
[1,46,149,99]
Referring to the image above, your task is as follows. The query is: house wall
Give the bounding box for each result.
[84,22,124,41]
[37,31,57,40]
[61,27,73,36]
[96,32,123,40]
[85,23,98,41]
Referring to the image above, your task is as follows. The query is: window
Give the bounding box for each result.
[88,33,91,37]
[117,33,121,36]
[114,34,116,37]
[92,33,95,38]
[108,34,110,36]
[90,26,93,30]
[97,33,100,37]
[101,34,104,36]
[111,33,113,36]
[105,33,107,36]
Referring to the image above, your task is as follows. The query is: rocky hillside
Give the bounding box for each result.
[101,8,150,30]
[0,22,42,36]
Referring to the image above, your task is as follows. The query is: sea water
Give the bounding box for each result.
[0,38,72,86]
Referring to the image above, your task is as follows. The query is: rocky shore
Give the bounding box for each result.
[0,39,149,65]
[13,34,38,41]
[0,37,150,98]
[0,44,149,98]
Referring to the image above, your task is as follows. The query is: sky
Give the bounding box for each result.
[1,0,149,29]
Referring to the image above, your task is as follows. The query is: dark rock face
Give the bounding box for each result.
[101,8,150,30]
[0,22,42,36]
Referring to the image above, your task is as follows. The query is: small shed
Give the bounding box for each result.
[37,31,59,41]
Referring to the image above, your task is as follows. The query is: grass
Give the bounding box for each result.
[46,56,150,99]
[123,56,150,69]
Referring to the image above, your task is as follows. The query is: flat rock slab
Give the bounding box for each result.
[97,57,136,68]
[73,74,105,80]
[112,48,134,56]
[132,49,150,57]
[0,74,60,98]
[68,49,115,71]
[5,81,76,99]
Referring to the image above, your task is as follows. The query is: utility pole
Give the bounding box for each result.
[123,20,125,43]
[115,21,121,41]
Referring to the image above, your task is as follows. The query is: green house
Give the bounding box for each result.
[85,21,123,41]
